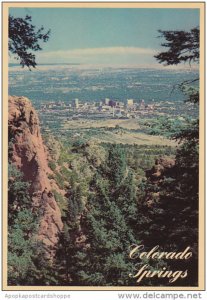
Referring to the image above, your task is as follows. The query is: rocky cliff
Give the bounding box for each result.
[8,96,63,256]
[146,157,175,183]
[144,157,175,207]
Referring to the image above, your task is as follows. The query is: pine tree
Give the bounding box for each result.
[135,27,199,286]
[8,164,55,285]
[56,145,139,286]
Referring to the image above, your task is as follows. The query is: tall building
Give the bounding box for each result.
[73,98,79,108]
[140,99,145,110]
[127,99,134,106]
[105,98,110,105]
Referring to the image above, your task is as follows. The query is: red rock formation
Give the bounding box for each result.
[8,96,63,256]
[146,157,175,183]
[145,157,175,207]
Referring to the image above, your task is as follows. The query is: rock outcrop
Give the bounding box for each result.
[146,157,175,183]
[8,96,63,256]
[145,157,175,207]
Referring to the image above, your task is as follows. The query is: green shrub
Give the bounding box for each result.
[53,190,67,216]
[54,171,65,190]
[48,161,57,172]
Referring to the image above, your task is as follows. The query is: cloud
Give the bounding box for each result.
[37,47,157,64]
[41,47,155,57]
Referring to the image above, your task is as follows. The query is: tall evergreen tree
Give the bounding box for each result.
[8,164,56,285]
[56,145,139,286]
[136,28,199,286]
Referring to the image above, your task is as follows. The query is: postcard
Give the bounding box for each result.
[2,1,205,293]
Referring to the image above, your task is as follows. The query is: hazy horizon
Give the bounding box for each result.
[9,62,199,72]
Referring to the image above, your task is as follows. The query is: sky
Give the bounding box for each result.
[9,7,200,66]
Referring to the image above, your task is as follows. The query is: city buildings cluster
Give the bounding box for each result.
[40,98,156,119]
